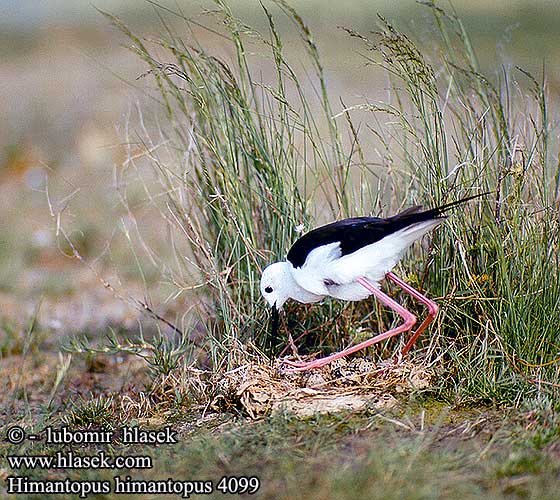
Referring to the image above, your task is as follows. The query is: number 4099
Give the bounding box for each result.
[216,476,260,495]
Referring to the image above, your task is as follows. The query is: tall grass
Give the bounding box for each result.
[104,1,560,403]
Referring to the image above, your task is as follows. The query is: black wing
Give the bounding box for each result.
[286,193,488,268]
[286,212,425,268]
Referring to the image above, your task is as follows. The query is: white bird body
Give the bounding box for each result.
[261,218,443,308]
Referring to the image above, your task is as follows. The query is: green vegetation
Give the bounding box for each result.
[3,407,560,499]
[96,0,559,403]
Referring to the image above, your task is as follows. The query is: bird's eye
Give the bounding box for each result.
[265,286,273,293]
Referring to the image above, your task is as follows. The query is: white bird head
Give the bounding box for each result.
[260,261,293,311]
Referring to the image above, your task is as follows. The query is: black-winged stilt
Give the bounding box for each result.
[260,194,485,371]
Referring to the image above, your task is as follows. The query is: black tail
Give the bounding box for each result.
[425,191,491,218]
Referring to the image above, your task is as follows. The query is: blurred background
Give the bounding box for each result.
[2,0,560,326]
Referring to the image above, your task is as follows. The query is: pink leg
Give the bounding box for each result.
[282,276,417,372]
[385,272,439,356]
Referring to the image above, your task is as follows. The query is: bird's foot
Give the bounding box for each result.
[281,351,348,372]
[282,360,329,372]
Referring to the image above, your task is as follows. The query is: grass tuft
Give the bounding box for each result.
[89,1,560,407]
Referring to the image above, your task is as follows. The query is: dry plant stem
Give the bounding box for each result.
[45,172,184,336]
[52,221,185,338]
[278,328,312,358]
[282,276,417,372]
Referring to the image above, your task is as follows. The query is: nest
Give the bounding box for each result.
[215,357,433,419]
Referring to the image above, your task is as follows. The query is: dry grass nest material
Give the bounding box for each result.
[217,357,433,419]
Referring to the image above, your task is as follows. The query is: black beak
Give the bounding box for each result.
[269,304,279,354]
